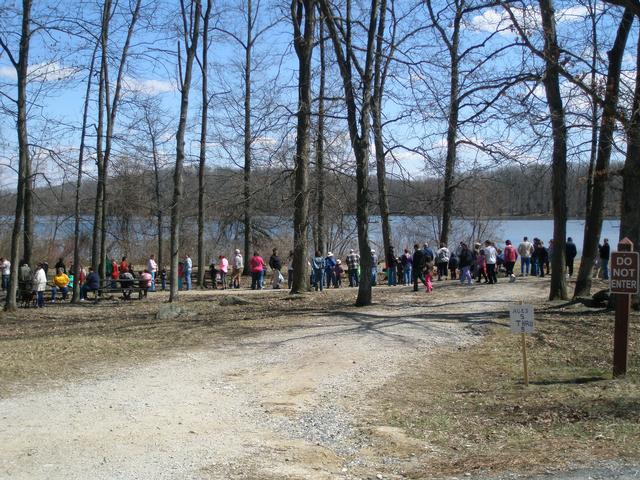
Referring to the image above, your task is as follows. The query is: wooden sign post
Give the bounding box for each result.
[509,304,535,387]
[610,238,638,377]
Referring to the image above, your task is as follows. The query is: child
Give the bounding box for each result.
[334,259,344,288]
[160,268,167,291]
[448,252,458,280]
[425,264,433,293]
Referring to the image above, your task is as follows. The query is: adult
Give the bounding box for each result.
[534,240,548,278]
[269,248,283,289]
[325,252,337,288]
[119,268,135,300]
[458,243,474,286]
[412,244,426,292]
[51,267,70,303]
[120,256,129,274]
[436,243,450,281]
[139,270,152,297]
[311,251,325,291]
[346,249,360,287]
[503,240,518,278]
[33,263,48,308]
[599,238,610,280]
[401,249,412,286]
[386,246,398,286]
[371,249,378,286]
[110,257,119,288]
[18,261,32,302]
[484,240,498,284]
[1,257,10,291]
[81,267,100,300]
[183,254,193,290]
[232,249,243,289]
[218,255,229,289]
[147,254,158,292]
[448,251,458,280]
[249,251,265,290]
[518,236,534,276]
[54,257,67,274]
[565,237,577,277]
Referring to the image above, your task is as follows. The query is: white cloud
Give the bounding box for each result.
[123,77,175,94]
[0,65,16,79]
[0,61,78,82]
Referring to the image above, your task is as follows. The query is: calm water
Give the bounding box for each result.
[0,215,620,257]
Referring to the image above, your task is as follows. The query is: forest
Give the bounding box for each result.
[1,0,639,307]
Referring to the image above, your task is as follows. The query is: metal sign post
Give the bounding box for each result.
[610,238,639,377]
[510,304,535,387]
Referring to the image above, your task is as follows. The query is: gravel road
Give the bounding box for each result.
[1,281,636,479]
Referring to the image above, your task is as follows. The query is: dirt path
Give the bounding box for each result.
[0,280,548,479]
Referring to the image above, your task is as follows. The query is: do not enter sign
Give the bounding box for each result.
[610,251,640,294]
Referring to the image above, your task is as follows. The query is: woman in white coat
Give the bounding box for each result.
[32,263,47,308]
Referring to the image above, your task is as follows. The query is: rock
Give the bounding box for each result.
[155,305,193,320]
[219,296,253,306]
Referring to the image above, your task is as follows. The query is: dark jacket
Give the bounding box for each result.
[565,241,577,260]
[86,271,100,290]
[412,249,425,270]
[599,243,610,260]
[269,254,282,270]
[458,248,474,268]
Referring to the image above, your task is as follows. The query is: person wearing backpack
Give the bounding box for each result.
[436,243,450,281]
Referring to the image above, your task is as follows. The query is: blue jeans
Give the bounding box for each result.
[36,291,45,307]
[403,266,412,285]
[251,271,262,289]
[348,269,358,287]
[371,268,377,286]
[184,270,192,290]
[150,271,156,291]
[460,266,472,284]
[313,269,324,291]
[51,286,68,301]
[2,274,9,291]
[388,268,397,286]
[521,257,531,274]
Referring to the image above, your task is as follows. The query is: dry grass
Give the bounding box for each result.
[367,296,640,478]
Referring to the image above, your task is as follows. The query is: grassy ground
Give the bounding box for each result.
[367,292,640,478]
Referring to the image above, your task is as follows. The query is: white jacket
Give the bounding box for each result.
[33,268,47,292]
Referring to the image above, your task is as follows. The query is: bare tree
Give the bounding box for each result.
[574,9,633,297]
[197,0,213,288]
[319,0,380,306]
[291,0,315,293]
[0,0,32,311]
[170,0,202,302]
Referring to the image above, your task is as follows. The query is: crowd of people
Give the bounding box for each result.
[0,235,612,306]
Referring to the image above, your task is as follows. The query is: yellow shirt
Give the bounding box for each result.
[53,273,69,288]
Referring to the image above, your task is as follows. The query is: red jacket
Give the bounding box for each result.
[250,255,265,273]
[504,245,518,263]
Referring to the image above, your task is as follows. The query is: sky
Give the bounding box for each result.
[0,0,636,193]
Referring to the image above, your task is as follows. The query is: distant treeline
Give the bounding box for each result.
[0,161,621,223]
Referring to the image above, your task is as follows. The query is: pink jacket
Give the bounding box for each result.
[504,245,518,263]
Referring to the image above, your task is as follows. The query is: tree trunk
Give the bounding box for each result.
[170,0,201,302]
[574,9,633,297]
[243,0,253,275]
[4,0,32,312]
[198,0,212,289]
[371,0,391,261]
[539,0,568,300]
[23,160,33,265]
[291,0,315,294]
[315,15,325,254]
[620,31,640,305]
[148,119,164,271]
[72,42,98,303]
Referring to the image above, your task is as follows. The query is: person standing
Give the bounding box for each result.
[325,252,337,288]
[311,251,325,291]
[458,243,474,285]
[503,240,518,278]
[33,263,48,308]
[599,238,610,280]
[436,243,450,281]
[386,246,398,286]
[484,240,498,284]
[54,257,67,274]
[412,244,426,291]
[147,254,158,292]
[448,251,458,280]
[1,257,10,291]
[286,250,294,289]
[183,254,193,290]
[250,251,265,290]
[565,237,577,277]
[219,255,229,289]
[232,249,243,288]
[346,249,360,287]
[534,240,548,278]
[518,236,533,276]
[400,249,412,285]
[269,248,283,289]
[371,249,378,286]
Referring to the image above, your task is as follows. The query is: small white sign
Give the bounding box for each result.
[510,304,535,334]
